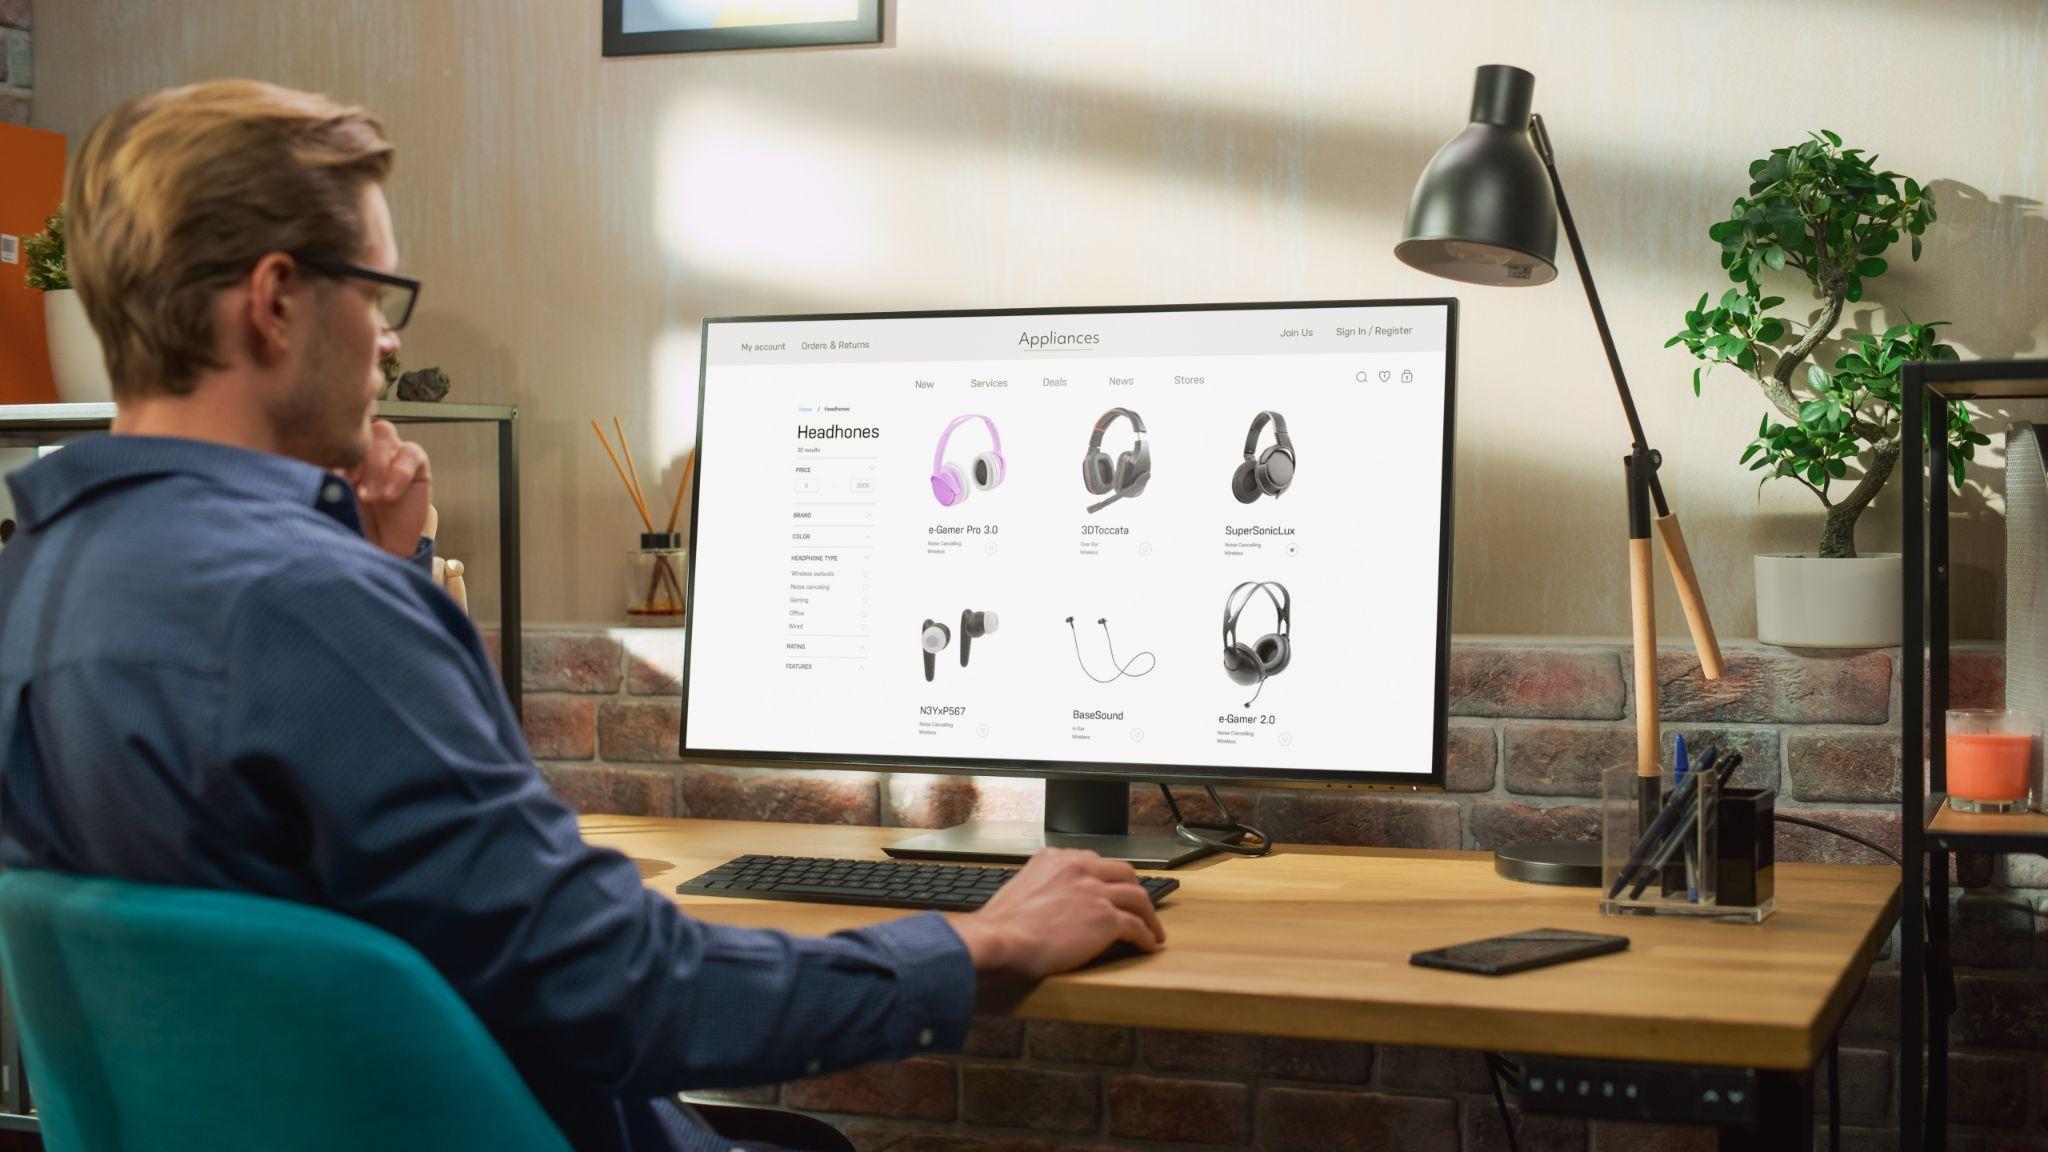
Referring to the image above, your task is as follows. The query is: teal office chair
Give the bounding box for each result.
[0,870,572,1151]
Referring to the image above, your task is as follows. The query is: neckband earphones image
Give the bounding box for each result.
[1231,410,1295,503]
[922,611,998,681]
[1080,407,1150,514]
[1222,580,1291,707]
[1067,615,1156,682]
[931,414,1006,507]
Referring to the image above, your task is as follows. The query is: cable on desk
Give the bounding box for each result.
[1157,784,1271,857]
[1774,814,1899,866]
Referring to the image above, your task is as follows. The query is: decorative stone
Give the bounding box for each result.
[396,366,450,402]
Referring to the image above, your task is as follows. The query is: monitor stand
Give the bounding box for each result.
[883,779,1215,869]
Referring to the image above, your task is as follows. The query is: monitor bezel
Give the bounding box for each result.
[679,298,1457,793]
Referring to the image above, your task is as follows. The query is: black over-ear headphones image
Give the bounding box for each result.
[1222,581,1291,707]
[1231,411,1295,503]
[1081,407,1150,514]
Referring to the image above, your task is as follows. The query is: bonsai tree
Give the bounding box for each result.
[22,212,67,292]
[1667,131,1983,558]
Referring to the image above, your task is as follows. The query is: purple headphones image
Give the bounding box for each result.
[931,414,1006,507]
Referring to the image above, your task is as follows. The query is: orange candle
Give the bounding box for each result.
[1948,731,2033,805]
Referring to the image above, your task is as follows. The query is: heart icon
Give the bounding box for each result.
[1378,370,1391,382]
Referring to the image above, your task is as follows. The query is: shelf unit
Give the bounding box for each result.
[0,400,522,712]
[1900,358,2048,1152]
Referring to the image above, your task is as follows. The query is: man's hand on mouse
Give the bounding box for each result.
[343,419,433,559]
[952,848,1166,981]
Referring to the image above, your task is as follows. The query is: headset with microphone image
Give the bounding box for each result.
[1222,581,1291,707]
[1066,615,1157,682]
[930,415,1006,507]
[1080,407,1150,514]
[921,611,999,681]
[1230,411,1295,503]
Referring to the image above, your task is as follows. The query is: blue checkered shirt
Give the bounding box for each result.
[0,435,974,1151]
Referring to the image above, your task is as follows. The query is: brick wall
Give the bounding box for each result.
[0,0,27,125]
[512,628,2047,1149]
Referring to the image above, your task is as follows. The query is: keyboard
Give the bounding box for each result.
[676,854,1180,912]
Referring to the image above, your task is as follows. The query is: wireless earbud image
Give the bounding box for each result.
[920,619,951,682]
[960,610,999,667]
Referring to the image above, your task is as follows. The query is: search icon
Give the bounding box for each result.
[1354,370,1370,382]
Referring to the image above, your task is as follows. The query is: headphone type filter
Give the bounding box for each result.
[1081,407,1150,514]
[1231,411,1295,503]
[1222,581,1291,706]
[931,415,1006,507]
[922,611,999,681]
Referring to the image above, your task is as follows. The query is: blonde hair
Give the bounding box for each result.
[65,80,395,398]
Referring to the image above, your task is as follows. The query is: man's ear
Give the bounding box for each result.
[243,252,303,367]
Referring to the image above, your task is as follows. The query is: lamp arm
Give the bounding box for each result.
[1530,113,1725,684]
[1529,114,1655,481]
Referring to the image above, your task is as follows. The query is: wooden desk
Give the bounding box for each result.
[584,815,1898,1147]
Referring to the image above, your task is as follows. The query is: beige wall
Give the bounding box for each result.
[29,0,2048,637]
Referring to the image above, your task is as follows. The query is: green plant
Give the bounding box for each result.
[22,212,67,292]
[1667,131,1983,559]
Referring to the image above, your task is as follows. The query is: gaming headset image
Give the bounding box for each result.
[1231,411,1295,503]
[1081,407,1150,514]
[931,415,1006,507]
[922,611,999,681]
[1222,581,1291,707]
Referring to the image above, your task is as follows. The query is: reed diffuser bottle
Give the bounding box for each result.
[629,532,687,625]
[592,416,694,629]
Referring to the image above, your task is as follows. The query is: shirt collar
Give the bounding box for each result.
[5,434,359,531]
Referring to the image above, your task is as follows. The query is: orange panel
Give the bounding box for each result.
[0,123,67,405]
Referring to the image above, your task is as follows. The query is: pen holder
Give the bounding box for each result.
[1599,764,1774,923]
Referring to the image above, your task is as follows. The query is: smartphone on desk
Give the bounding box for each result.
[1410,928,1628,976]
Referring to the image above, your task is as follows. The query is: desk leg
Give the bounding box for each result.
[1725,1067,1812,1152]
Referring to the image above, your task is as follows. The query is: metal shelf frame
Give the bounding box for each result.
[0,401,522,712]
[1901,358,2048,1152]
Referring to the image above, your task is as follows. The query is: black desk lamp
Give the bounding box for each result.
[1396,64,1727,886]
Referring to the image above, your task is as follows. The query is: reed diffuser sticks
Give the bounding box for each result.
[592,419,691,620]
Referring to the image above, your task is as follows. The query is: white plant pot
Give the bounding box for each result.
[44,289,113,404]
[1754,553,1902,649]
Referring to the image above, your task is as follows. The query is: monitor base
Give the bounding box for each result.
[884,821,1215,868]
[1493,840,1603,887]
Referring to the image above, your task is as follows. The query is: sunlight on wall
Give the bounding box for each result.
[654,98,878,282]
[650,324,701,470]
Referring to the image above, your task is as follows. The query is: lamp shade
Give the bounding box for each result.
[1394,64,1558,286]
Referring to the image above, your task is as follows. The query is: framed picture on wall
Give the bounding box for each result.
[603,0,883,57]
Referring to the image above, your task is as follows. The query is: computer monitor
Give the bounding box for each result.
[681,299,1457,865]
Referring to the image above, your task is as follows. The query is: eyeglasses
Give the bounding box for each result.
[292,255,422,331]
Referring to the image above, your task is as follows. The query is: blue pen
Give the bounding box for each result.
[1674,735,1699,903]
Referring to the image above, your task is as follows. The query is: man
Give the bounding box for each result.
[0,80,1165,1151]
